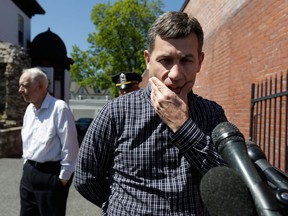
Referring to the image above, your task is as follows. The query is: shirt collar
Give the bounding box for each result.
[32,93,50,112]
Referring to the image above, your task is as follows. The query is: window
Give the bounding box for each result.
[18,14,24,46]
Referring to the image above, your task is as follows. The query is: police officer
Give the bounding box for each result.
[112,72,142,96]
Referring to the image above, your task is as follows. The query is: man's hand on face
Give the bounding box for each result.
[149,77,193,133]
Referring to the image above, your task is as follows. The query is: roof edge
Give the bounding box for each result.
[11,0,45,18]
[180,0,190,12]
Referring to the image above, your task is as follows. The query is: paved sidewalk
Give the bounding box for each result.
[0,158,101,216]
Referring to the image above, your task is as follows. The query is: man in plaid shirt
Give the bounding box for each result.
[75,11,227,216]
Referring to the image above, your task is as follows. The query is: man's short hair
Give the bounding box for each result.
[22,67,48,89]
[147,11,204,55]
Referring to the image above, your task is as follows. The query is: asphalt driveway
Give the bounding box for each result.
[0,158,101,216]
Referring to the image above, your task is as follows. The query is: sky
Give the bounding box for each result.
[31,0,185,57]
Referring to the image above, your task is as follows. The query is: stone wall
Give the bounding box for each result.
[0,127,22,158]
[0,42,30,125]
[0,42,31,157]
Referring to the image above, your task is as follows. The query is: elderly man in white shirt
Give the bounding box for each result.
[18,67,79,216]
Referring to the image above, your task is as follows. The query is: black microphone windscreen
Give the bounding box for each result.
[211,122,245,150]
[200,166,257,216]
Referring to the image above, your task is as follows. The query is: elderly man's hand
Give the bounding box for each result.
[60,179,69,186]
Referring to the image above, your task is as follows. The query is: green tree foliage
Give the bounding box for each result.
[70,0,163,95]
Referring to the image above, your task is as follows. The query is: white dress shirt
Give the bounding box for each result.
[21,93,79,180]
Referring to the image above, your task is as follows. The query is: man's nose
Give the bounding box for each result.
[168,64,183,80]
[18,86,23,93]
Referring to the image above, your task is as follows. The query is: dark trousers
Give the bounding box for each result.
[19,160,73,216]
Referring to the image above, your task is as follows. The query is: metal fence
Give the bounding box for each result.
[249,71,288,172]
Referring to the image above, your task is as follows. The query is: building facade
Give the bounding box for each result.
[0,0,44,48]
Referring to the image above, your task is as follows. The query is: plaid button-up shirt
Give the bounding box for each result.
[75,85,227,216]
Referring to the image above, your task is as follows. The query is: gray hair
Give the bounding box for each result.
[22,67,49,90]
[147,11,204,55]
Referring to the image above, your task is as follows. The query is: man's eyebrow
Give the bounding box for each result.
[181,53,196,59]
[156,52,197,60]
[20,82,30,86]
[157,53,172,58]
[155,54,172,61]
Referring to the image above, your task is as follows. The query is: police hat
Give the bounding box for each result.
[112,72,142,90]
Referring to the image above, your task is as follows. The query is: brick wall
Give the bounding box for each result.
[183,0,288,138]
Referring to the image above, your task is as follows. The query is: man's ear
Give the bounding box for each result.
[144,50,150,68]
[197,52,205,73]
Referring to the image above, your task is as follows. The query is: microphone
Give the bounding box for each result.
[200,166,257,216]
[246,141,288,207]
[246,141,288,190]
[211,122,283,216]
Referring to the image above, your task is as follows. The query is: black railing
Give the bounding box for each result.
[249,71,288,172]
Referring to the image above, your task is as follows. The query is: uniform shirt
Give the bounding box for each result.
[75,85,227,216]
[21,93,79,180]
